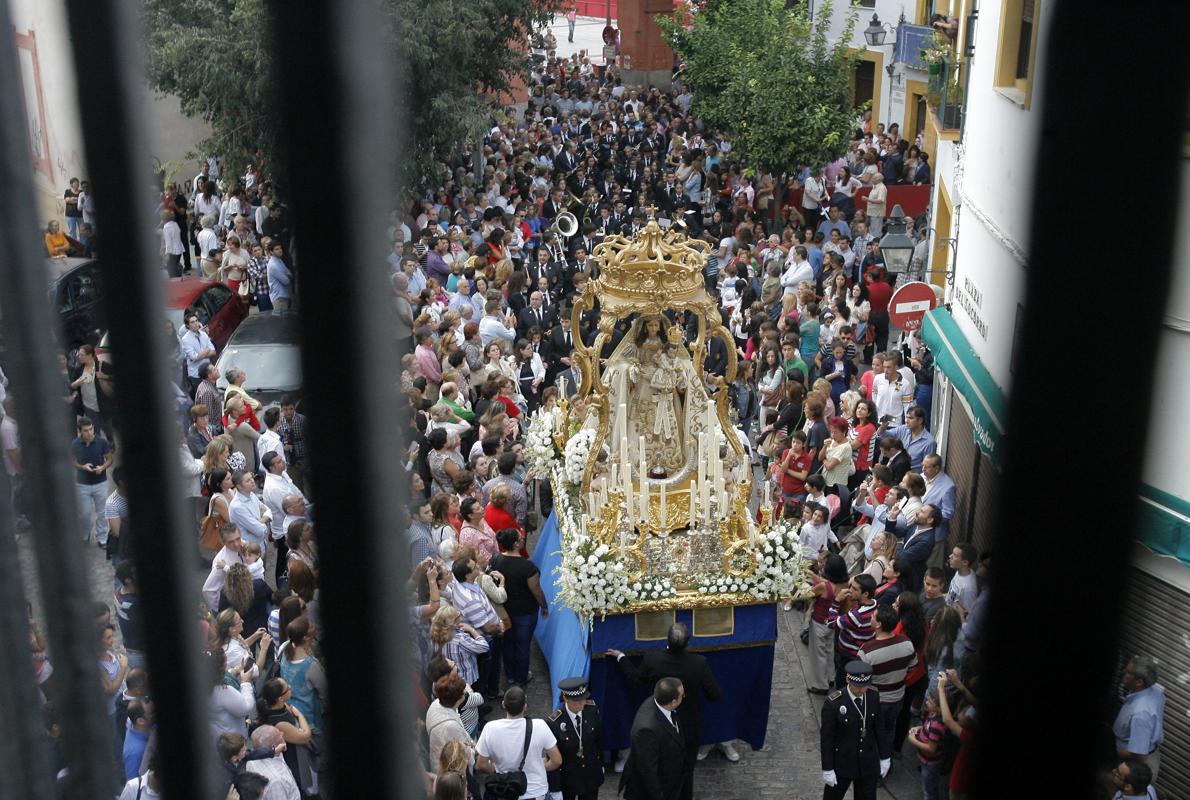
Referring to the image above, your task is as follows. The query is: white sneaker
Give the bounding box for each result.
[696,744,713,761]
[614,750,629,773]
[720,741,741,762]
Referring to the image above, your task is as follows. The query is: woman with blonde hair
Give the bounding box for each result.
[222,394,260,470]
[811,378,836,419]
[864,530,898,585]
[212,608,271,681]
[219,233,250,292]
[202,438,232,479]
[429,606,489,686]
[219,561,270,634]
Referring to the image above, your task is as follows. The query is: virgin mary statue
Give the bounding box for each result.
[603,315,707,475]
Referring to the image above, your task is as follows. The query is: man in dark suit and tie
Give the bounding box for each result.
[527,247,562,294]
[555,140,579,174]
[894,504,939,593]
[543,311,576,386]
[608,623,727,800]
[517,291,555,339]
[620,678,687,800]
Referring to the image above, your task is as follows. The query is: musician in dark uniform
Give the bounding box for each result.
[820,661,891,800]
[545,676,604,800]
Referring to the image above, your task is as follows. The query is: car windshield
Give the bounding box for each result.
[215,345,302,391]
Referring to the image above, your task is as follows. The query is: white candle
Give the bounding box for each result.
[623,464,633,522]
[619,527,627,558]
[688,481,696,529]
[659,483,667,530]
[580,516,588,538]
[697,434,706,488]
[764,481,772,510]
[639,436,648,523]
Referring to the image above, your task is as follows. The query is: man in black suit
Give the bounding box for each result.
[620,678,686,800]
[546,677,604,800]
[608,623,726,800]
[526,248,563,295]
[543,311,576,386]
[555,140,579,174]
[517,291,555,339]
[820,661,890,800]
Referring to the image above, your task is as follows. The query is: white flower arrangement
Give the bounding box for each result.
[552,470,812,621]
[562,428,597,486]
[524,408,562,478]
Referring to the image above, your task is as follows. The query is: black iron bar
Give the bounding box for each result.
[61,0,219,797]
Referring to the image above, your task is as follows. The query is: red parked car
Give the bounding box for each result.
[97,277,249,362]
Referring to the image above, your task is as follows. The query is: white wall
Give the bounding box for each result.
[1140,156,1190,500]
[9,0,214,224]
[8,0,86,223]
[926,0,1057,393]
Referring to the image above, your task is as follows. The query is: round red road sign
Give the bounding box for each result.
[888,281,939,331]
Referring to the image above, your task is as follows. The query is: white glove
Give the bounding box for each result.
[547,793,563,800]
[822,770,837,787]
[879,758,890,778]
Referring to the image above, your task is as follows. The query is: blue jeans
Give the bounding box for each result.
[920,760,940,800]
[67,216,81,240]
[504,612,538,684]
[76,482,109,543]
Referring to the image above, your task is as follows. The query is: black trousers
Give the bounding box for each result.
[823,773,877,800]
[866,311,890,361]
[679,735,698,800]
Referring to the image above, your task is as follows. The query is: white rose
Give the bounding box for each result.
[699,586,708,593]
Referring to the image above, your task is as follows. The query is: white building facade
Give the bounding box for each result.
[9,0,212,225]
[919,1,1188,794]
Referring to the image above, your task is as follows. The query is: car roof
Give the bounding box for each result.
[45,257,99,284]
[225,311,301,345]
[164,277,230,308]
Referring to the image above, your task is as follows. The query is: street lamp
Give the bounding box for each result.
[879,204,916,275]
[863,14,893,47]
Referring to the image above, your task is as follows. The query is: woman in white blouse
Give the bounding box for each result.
[207,647,255,742]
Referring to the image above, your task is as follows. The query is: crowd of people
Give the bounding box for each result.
[0,17,1166,800]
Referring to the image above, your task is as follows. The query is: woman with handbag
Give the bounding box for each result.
[219,234,250,294]
[199,469,234,555]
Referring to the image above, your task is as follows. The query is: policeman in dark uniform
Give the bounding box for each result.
[545,676,604,800]
[820,661,891,800]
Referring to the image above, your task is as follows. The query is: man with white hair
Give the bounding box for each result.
[197,214,222,278]
[223,366,263,413]
[245,725,299,800]
[1114,655,1166,783]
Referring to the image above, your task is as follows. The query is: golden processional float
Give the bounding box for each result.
[524,215,812,622]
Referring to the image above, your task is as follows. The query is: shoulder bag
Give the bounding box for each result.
[484,718,534,799]
[198,495,223,551]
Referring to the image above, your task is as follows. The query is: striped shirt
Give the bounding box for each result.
[858,634,918,704]
[834,602,876,659]
[451,580,500,630]
[915,713,947,766]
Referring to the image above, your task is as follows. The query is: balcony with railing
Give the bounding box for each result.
[927,55,965,134]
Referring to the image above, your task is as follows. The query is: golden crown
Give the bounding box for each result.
[590,217,709,305]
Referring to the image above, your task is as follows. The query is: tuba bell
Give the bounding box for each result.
[551,211,579,238]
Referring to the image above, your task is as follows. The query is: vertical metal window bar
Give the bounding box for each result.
[974,1,1187,797]
[61,0,220,798]
[268,0,416,796]
[0,2,118,797]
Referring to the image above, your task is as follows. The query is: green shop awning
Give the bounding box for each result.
[922,308,1007,471]
[1137,483,1190,568]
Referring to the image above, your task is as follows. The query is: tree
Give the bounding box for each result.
[658,0,863,174]
[142,0,560,191]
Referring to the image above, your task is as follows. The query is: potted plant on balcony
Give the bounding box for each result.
[919,32,950,76]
